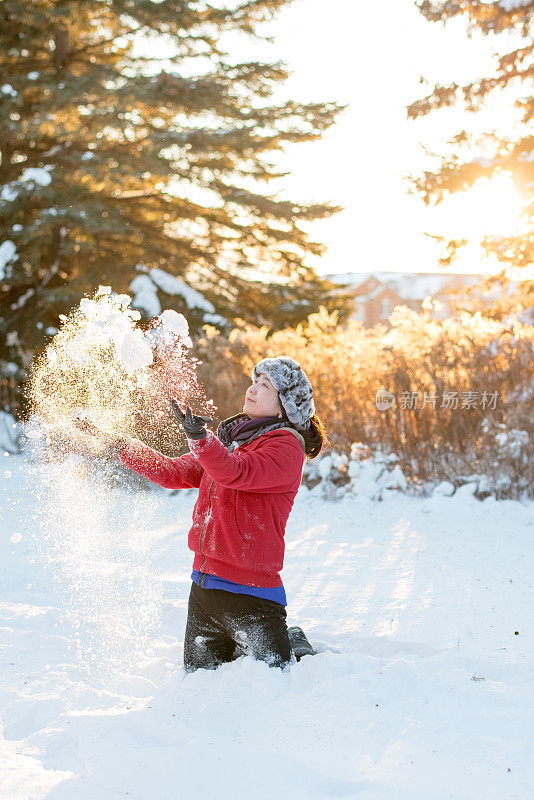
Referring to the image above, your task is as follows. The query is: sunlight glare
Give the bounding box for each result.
[433,173,526,242]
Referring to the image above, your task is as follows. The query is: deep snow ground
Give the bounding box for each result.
[1,453,533,800]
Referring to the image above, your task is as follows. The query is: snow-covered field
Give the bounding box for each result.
[1,453,533,800]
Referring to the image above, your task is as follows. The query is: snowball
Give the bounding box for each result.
[159,309,187,335]
[1,84,17,97]
[145,310,193,356]
[119,330,153,373]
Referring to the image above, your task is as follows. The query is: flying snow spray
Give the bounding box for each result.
[26,287,216,685]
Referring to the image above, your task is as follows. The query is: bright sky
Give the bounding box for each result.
[258,0,530,278]
[134,0,531,280]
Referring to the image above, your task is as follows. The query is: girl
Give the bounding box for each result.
[80,355,325,672]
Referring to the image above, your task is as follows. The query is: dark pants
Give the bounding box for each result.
[183,581,294,673]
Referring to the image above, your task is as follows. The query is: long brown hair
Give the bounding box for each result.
[280,409,328,459]
[299,413,329,459]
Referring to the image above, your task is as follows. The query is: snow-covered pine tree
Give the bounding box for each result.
[407,0,534,315]
[0,0,351,413]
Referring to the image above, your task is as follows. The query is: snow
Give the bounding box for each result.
[1,169,52,207]
[1,84,17,97]
[10,287,34,310]
[328,271,482,301]
[1,453,533,799]
[203,311,228,326]
[0,184,20,203]
[433,480,455,497]
[120,330,154,374]
[0,240,18,279]
[70,290,158,375]
[149,267,215,312]
[0,412,24,454]
[150,267,215,313]
[29,288,213,477]
[499,0,531,9]
[470,157,494,168]
[495,429,529,457]
[144,310,193,355]
[130,270,226,326]
[37,289,154,381]
[159,309,190,339]
[20,168,52,187]
[2,362,18,377]
[305,448,410,502]
[129,274,161,318]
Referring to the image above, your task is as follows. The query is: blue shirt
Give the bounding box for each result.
[191,570,287,606]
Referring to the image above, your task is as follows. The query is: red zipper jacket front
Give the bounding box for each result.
[119,427,306,587]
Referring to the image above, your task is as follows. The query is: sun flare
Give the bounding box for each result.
[435,173,526,242]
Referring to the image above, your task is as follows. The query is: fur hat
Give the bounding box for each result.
[252,356,315,430]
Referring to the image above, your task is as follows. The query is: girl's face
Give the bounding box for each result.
[243,373,283,418]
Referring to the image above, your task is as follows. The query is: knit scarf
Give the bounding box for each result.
[217,412,289,452]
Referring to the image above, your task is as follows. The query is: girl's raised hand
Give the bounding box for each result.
[170,399,212,441]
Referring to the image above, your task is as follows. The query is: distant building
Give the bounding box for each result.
[328,271,506,328]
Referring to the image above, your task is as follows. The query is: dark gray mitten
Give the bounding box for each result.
[170,401,213,440]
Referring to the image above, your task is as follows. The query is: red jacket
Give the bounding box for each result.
[120,427,306,587]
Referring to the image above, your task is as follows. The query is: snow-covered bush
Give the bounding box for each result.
[302,438,531,503]
[303,444,408,501]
